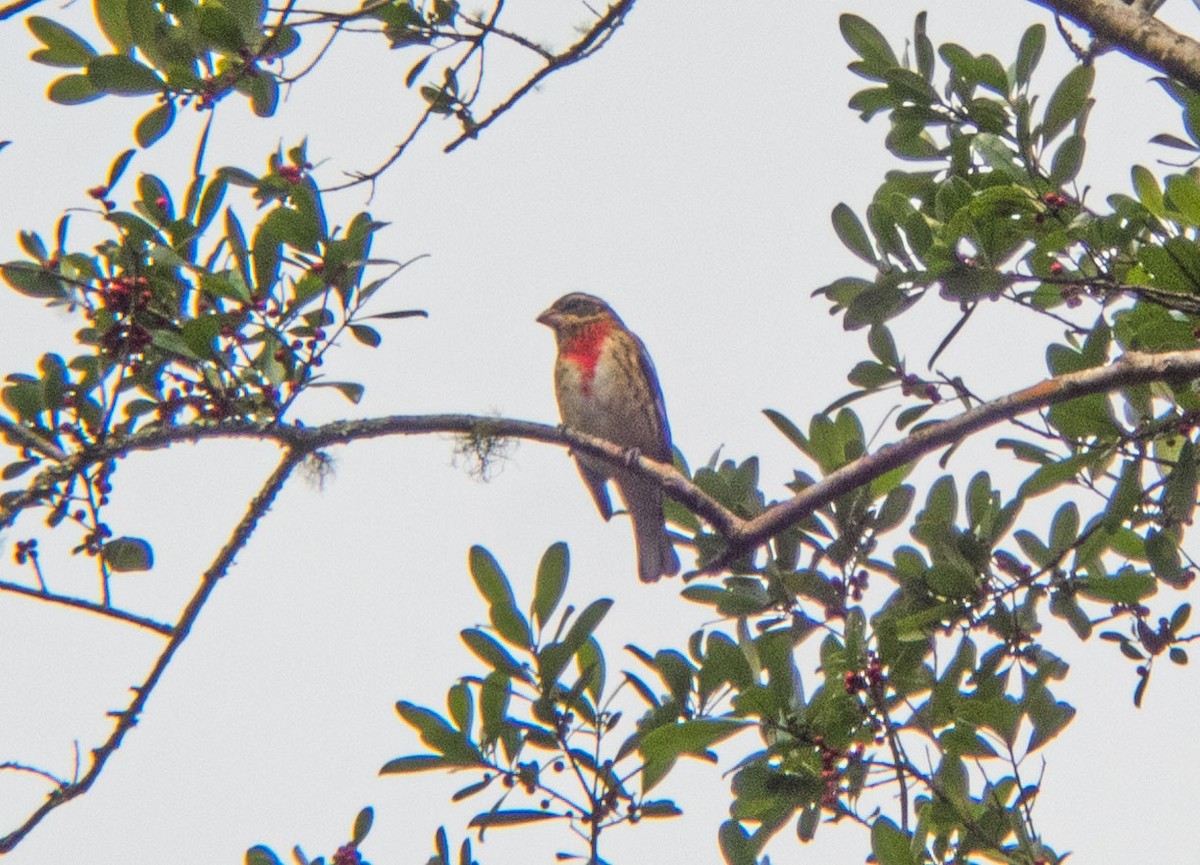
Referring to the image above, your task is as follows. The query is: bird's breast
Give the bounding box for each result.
[555,336,653,448]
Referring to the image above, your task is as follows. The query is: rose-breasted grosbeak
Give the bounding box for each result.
[537,293,680,583]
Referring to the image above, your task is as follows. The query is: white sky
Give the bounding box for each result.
[0,1,1197,862]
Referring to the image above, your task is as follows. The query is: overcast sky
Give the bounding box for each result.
[1,1,1197,862]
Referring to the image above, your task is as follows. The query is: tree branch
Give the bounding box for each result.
[713,347,1200,571]
[0,0,46,21]
[1028,0,1200,92]
[5,348,1200,849]
[0,448,304,853]
[0,579,173,635]
[444,0,637,153]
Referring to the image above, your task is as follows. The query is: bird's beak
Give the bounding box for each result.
[536,307,558,328]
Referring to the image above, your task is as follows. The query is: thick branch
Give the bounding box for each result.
[716,348,1200,570]
[0,448,303,853]
[1029,0,1200,91]
[4,349,1200,848]
[0,416,737,537]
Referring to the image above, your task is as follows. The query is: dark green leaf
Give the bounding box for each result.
[101,536,154,572]
[468,545,532,649]
[135,100,175,148]
[1041,64,1093,144]
[94,0,134,51]
[532,541,568,630]
[310,381,364,403]
[28,16,97,66]
[349,324,381,347]
[245,846,284,865]
[831,202,876,264]
[351,807,373,844]
[468,810,558,829]
[640,719,745,792]
[1014,24,1045,87]
[87,54,163,95]
[378,754,447,774]
[48,74,102,105]
[461,628,524,677]
[1049,134,1085,185]
[839,13,899,70]
[871,816,916,865]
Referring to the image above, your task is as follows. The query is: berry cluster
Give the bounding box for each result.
[843,653,885,697]
[899,373,941,403]
[811,734,865,811]
[13,538,37,565]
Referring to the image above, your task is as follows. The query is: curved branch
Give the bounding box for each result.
[4,348,1200,849]
[714,347,1200,571]
[1030,0,1200,91]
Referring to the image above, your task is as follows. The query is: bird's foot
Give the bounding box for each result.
[622,446,642,468]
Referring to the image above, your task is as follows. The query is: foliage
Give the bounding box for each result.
[2,2,1200,865]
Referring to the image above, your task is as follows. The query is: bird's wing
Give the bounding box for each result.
[576,460,613,520]
[632,332,674,462]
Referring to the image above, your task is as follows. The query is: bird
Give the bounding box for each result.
[537,292,681,583]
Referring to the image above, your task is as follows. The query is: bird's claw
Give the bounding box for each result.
[622,446,642,468]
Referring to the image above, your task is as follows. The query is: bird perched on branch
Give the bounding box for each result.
[537,293,680,583]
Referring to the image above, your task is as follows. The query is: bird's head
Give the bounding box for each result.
[536,293,622,334]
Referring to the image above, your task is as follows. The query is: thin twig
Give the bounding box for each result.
[444,0,636,153]
[0,448,304,853]
[0,579,173,635]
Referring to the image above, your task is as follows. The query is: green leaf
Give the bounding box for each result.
[1014,24,1045,87]
[101,536,154,572]
[394,701,482,765]
[468,545,532,649]
[349,324,381,347]
[135,100,175,148]
[378,754,448,774]
[532,541,568,630]
[243,73,279,117]
[871,816,916,865]
[831,202,876,264]
[1041,64,1094,145]
[839,13,899,70]
[245,846,284,865]
[1131,165,1165,217]
[87,54,164,95]
[48,74,102,105]
[762,408,808,452]
[1145,530,1183,587]
[351,807,373,844]
[639,719,746,792]
[1048,502,1079,558]
[460,628,524,677]
[94,0,134,51]
[310,381,364,404]
[1078,567,1156,604]
[1026,692,1076,752]
[28,17,97,67]
[467,810,557,829]
[1049,133,1085,184]
[718,820,755,865]
[1165,174,1200,226]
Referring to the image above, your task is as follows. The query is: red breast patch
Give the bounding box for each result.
[561,319,613,393]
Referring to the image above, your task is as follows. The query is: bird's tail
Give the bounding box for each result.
[637,527,681,583]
